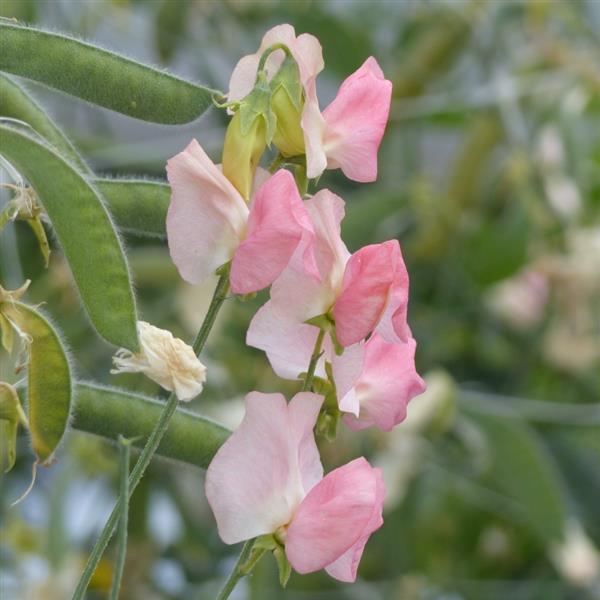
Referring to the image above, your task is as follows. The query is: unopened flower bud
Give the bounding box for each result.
[222,111,267,201]
[111,321,206,401]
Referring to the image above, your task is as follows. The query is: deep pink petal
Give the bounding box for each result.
[322,57,392,182]
[246,301,326,380]
[285,458,382,575]
[166,140,248,284]
[325,467,385,582]
[343,333,426,432]
[333,241,399,347]
[231,170,314,294]
[205,391,323,544]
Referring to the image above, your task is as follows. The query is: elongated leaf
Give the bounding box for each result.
[72,383,230,468]
[96,179,169,238]
[462,400,567,542]
[0,302,71,464]
[0,73,90,173]
[0,22,217,124]
[0,124,139,349]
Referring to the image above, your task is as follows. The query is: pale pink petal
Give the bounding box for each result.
[228,24,323,105]
[205,391,323,544]
[270,189,349,323]
[333,241,399,347]
[230,170,314,294]
[325,467,385,582]
[343,334,426,432]
[322,57,392,182]
[285,458,382,575]
[246,301,326,380]
[331,343,365,416]
[302,80,328,179]
[166,140,248,284]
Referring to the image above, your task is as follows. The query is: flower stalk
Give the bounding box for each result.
[71,272,230,600]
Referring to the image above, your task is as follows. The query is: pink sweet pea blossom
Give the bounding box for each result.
[205,392,384,582]
[304,56,393,182]
[334,333,426,432]
[267,190,410,347]
[166,140,313,294]
[228,25,392,183]
[247,305,424,431]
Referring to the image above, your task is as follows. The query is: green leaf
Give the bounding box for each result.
[0,302,71,464]
[0,123,139,350]
[0,22,218,124]
[462,400,567,542]
[71,382,231,469]
[96,179,169,238]
[0,72,90,173]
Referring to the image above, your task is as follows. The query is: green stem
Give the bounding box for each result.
[302,328,326,392]
[71,272,230,600]
[257,43,291,75]
[215,539,256,600]
[109,436,131,600]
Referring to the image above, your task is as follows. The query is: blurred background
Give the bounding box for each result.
[1,0,599,598]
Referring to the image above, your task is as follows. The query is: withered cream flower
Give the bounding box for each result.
[111,321,206,401]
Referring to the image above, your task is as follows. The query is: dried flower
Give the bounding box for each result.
[111,321,206,401]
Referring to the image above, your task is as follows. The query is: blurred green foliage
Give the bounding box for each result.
[1,1,599,599]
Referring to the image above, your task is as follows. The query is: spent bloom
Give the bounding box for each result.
[111,321,206,401]
[205,392,384,582]
[166,142,314,294]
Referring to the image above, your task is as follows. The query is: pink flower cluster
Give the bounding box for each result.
[166,24,425,584]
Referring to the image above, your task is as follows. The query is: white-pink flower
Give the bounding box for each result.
[205,392,384,582]
[266,189,410,348]
[247,305,425,431]
[166,140,314,294]
[228,24,392,183]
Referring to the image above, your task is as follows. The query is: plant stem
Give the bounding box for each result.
[215,539,255,600]
[216,324,325,599]
[109,436,131,600]
[302,328,325,392]
[71,273,230,600]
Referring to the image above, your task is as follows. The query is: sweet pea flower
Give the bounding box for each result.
[247,305,424,431]
[166,140,314,294]
[228,25,392,182]
[303,56,393,182]
[335,333,426,432]
[267,189,410,347]
[205,391,384,582]
[111,321,206,401]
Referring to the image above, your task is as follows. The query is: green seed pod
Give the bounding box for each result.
[0,300,72,465]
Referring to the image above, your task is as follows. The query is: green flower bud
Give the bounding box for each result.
[270,54,305,158]
[271,85,305,157]
[222,110,267,201]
